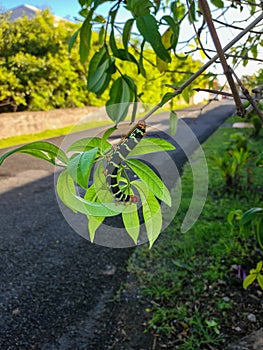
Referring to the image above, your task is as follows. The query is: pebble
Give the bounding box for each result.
[247,313,257,323]
[233,326,242,332]
[12,308,21,315]
[223,296,230,302]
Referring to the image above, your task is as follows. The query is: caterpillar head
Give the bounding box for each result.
[129,195,138,203]
[137,120,146,129]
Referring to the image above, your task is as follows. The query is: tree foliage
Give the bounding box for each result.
[71,0,263,123]
[0,5,211,114]
[0,10,92,112]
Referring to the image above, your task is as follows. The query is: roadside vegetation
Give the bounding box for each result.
[0,9,206,113]
[126,118,263,349]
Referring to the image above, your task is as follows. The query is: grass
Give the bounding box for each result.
[127,124,263,349]
[0,102,199,150]
[0,120,113,149]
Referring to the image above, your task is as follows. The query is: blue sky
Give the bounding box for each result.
[1,1,262,79]
[0,1,81,19]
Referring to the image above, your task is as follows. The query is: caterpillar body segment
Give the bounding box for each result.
[105,121,146,203]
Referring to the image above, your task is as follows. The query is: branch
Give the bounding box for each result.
[140,12,263,122]
[230,68,263,121]
[199,0,245,116]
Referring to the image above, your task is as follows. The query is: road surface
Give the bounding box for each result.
[0,102,235,349]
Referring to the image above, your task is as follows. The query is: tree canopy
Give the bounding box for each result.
[72,0,263,123]
[0,6,210,113]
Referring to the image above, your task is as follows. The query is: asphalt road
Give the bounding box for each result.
[0,102,236,350]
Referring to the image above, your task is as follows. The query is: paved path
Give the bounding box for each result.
[0,101,235,349]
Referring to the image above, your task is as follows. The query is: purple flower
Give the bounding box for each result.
[237,265,247,280]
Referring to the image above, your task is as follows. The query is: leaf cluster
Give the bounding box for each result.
[0,126,175,247]
[71,0,212,123]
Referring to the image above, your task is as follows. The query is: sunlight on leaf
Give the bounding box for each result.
[132,180,162,248]
[126,158,171,206]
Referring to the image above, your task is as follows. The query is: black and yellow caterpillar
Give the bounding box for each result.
[105,120,146,203]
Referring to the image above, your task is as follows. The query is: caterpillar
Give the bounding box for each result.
[105,120,146,203]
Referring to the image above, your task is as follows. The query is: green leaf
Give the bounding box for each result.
[132,180,162,248]
[136,14,171,63]
[93,15,106,23]
[159,92,177,107]
[87,47,113,94]
[161,15,179,50]
[256,152,263,167]
[257,273,263,290]
[0,141,68,167]
[57,170,79,212]
[243,274,257,289]
[123,18,134,50]
[93,160,108,192]
[88,57,112,93]
[139,40,147,78]
[125,0,152,17]
[182,89,190,104]
[84,186,105,242]
[188,0,196,22]
[109,28,119,56]
[106,75,134,123]
[68,28,80,53]
[156,28,172,72]
[113,49,140,73]
[211,0,224,8]
[125,158,171,206]
[98,25,105,46]
[251,44,258,59]
[57,170,124,216]
[169,111,178,135]
[67,137,111,154]
[122,204,140,244]
[171,1,186,21]
[84,183,97,201]
[67,147,98,189]
[256,218,263,250]
[93,0,114,9]
[78,0,87,6]
[128,137,175,156]
[95,60,115,96]
[240,207,263,226]
[88,215,105,242]
[79,15,92,64]
[227,209,242,226]
[121,76,138,123]
[256,261,263,272]
[101,126,117,143]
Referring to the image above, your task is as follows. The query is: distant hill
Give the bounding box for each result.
[7,4,72,23]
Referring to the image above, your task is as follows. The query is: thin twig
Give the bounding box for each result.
[212,17,263,34]
[199,0,245,116]
[186,0,211,59]
[194,88,233,97]
[188,47,263,63]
